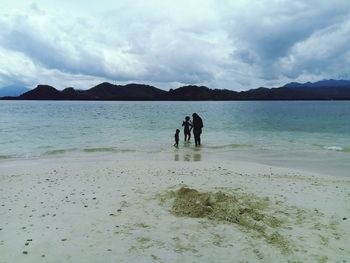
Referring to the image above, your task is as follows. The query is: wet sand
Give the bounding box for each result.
[0,156,349,262]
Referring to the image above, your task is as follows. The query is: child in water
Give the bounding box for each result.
[174,129,180,147]
[182,116,193,142]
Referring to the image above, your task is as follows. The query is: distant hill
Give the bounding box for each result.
[1,80,350,100]
[160,85,239,100]
[0,85,30,97]
[86,82,166,100]
[9,83,167,101]
[283,79,350,88]
[239,86,350,100]
[18,85,65,100]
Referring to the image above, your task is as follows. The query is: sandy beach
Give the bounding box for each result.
[0,155,349,263]
[1,0,350,261]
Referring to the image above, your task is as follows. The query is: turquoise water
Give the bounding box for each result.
[0,101,349,175]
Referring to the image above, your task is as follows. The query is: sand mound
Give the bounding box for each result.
[165,186,290,253]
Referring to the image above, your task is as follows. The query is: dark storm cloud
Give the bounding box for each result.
[224,0,350,81]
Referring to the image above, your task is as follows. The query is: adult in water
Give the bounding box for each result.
[192,113,203,147]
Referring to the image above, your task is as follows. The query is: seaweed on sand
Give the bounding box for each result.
[167,186,291,253]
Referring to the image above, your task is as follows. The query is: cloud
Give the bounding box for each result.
[221,0,350,82]
[279,20,350,79]
[0,12,138,81]
[0,0,349,90]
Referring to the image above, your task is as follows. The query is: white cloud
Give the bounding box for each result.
[279,20,350,79]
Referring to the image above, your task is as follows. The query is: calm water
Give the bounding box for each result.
[0,101,349,175]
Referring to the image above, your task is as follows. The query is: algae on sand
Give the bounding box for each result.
[170,187,278,229]
[166,186,291,253]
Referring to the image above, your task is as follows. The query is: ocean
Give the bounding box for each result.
[0,100,349,176]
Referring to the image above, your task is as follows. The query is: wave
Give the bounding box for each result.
[324,146,344,151]
[44,148,78,155]
[324,146,350,152]
[204,144,253,150]
[0,155,12,159]
[313,144,350,152]
[83,147,116,153]
[44,147,137,155]
[83,147,137,153]
[37,145,54,149]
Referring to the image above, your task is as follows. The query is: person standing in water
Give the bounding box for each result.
[192,113,203,147]
[182,116,193,142]
[174,129,180,147]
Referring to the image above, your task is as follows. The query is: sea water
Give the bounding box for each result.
[0,101,349,176]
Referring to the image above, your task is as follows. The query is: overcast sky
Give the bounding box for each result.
[0,0,350,90]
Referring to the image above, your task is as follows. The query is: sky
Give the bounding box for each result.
[0,0,350,91]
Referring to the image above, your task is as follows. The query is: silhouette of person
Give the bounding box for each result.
[192,113,203,147]
[182,116,193,142]
[174,129,180,147]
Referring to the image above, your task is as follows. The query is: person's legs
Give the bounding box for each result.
[198,135,201,146]
[194,134,199,146]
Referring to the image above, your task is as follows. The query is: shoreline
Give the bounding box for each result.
[0,156,349,262]
[1,146,349,178]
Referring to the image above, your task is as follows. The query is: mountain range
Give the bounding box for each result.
[1,79,350,100]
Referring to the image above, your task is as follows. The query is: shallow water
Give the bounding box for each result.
[0,100,349,175]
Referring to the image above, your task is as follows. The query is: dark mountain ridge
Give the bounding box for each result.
[87,82,166,100]
[18,85,64,100]
[1,79,350,100]
[161,85,239,100]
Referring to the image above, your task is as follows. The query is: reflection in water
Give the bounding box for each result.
[193,148,201,161]
[174,147,201,161]
[174,150,179,161]
[184,152,191,161]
